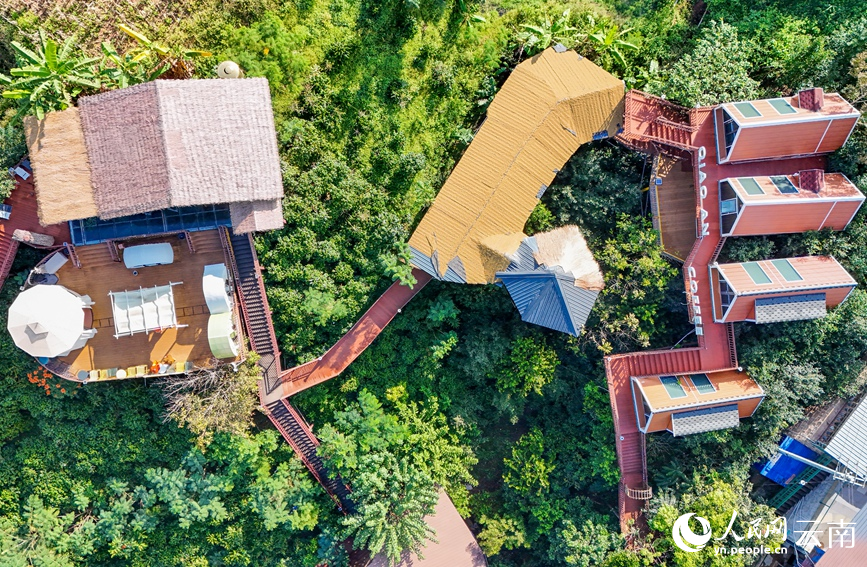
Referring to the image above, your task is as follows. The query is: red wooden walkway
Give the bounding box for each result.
[262,268,433,402]
[611,92,827,534]
[0,163,71,288]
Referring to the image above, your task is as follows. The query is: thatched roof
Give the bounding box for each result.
[26,78,284,233]
[409,47,624,284]
[78,78,282,218]
[229,199,284,234]
[533,225,604,290]
[24,109,98,225]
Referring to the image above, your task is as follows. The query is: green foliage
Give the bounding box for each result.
[0,123,26,170]
[547,519,625,567]
[0,495,95,566]
[518,10,581,56]
[477,513,526,556]
[649,21,759,107]
[318,390,473,560]
[503,428,554,496]
[495,335,559,397]
[0,30,100,119]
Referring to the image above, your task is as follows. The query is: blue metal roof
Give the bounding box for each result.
[498,270,599,336]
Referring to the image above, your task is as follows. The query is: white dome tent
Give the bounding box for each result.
[7,285,91,358]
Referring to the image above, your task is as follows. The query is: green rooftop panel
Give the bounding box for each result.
[743,262,772,285]
[771,259,803,282]
[690,374,716,394]
[734,102,762,118]
[660,376,687,399]
[769,99,797,115]
[738,178,765,196]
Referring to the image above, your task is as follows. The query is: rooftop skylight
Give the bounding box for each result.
[743,262,772,285]
[770,176,799,194]
[769,98,797,115]
[734,102,762,118]
[660,375,687,399]
[771,259,803,282]
[738,178,765,196]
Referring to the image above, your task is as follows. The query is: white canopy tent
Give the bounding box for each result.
[7,285,87,357]
[110,282,185,338]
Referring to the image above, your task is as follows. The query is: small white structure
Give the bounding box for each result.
[7,285,88,357]
[208,312,239,359]
[110,282,184,338]
[123,243,174,269]
[203,264,232,314]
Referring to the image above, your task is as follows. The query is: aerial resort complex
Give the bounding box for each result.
[1,6,866,565]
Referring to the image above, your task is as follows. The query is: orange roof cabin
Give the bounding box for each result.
[709,256,856,323]
[719,171,865,237]
[714,89,860,164]
[631,369,764,436]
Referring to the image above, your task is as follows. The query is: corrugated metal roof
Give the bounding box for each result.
[816,503,867,567]
[408,48,624,283]
[755,293,827,323]
[825,396,867,478]
[498,271,599,335]
[671,404,740,436]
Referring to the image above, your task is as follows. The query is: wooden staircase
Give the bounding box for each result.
[265,399,354,513]
[225,229,282,391]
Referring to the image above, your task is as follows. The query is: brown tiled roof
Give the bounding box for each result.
[408,48,624,284]
[368,491,486,567]
[23,108,98,225]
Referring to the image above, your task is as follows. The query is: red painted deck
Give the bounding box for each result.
[263,269,433,402]
[0,163,72,287]
[611,92,827,534]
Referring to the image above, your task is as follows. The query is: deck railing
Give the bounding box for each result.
[626,484,653,500]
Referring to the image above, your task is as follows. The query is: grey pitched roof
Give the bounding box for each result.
[77,78,283,220]
[671,404,741,436]
[755,293,827,324]
[825,396,867,478]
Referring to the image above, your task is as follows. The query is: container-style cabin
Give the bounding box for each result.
[719,170,865,237]
[714,89,860,164]
[710,256,856,324]
[631,369,764,436]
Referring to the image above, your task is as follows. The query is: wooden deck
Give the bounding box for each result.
[651,156,696,261]
[53,229,242,379]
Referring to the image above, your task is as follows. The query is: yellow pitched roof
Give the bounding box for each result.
[409,48,624,284]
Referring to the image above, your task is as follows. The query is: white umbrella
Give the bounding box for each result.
[7,285,86,358]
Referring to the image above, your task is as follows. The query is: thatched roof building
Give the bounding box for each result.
[408,47,624,284]
[24,78,284,234]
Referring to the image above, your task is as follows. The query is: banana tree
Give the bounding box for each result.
[0,30,100,120]
[98,41,169,90]
[517,10,583,56]
[586,16,639,71]
[118,24,211,80]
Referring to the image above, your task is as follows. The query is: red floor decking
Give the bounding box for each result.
[610,92,827,534]
[0,164,72,288]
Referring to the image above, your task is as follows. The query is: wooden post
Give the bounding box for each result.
[12,229,55,247]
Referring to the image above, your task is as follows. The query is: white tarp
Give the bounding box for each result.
[7,285,85,357]
[123,243,174,269]
[203,263,232,314]
[111,283,181,338]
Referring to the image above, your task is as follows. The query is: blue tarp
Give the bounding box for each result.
[759,436,819,486]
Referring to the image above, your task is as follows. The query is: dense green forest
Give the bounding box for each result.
[1,0,867,565]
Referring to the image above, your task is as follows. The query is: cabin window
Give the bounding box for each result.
[690,374,716,394]
[743,262,772,285]
[771,259,803,282]
[769,98,797,115]
[720,182,741,234]
[737,177,764,196]
[722,110,739,155]
[771,175,799,194]
[642,397,652,428]
[660,376,687,399]
[734,102,762,118]
[719,277,736,314]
